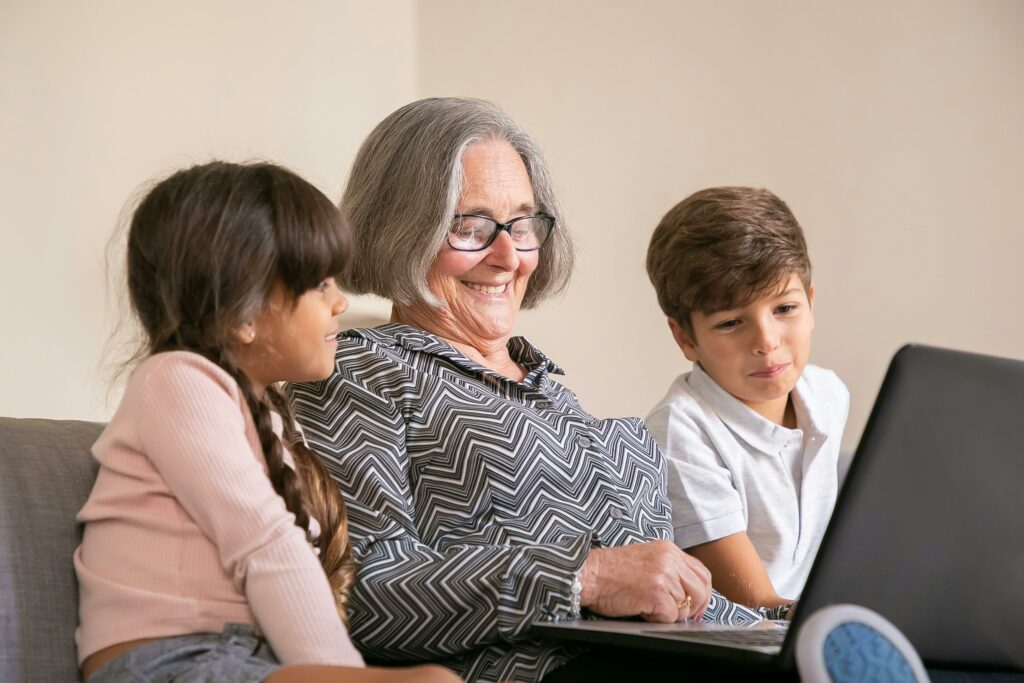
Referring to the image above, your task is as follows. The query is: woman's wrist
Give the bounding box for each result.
[577,548,601,608]
[763,602,795,620]
[569,568,583,620]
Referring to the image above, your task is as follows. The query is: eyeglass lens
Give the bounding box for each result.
[449,215,553,251]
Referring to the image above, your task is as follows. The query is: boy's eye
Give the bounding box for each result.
[715,319,741,330]
[776,304,798,314]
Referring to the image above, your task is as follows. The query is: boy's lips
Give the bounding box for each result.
[749,363,789,379]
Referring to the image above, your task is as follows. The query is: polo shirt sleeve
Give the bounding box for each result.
[647,401,746,549]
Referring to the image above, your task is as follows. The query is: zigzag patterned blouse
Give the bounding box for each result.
[287,324,772,682]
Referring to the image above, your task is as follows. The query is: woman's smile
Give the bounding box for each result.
[463,280,511,296]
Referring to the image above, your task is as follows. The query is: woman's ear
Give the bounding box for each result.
[667,317,701,363]
[233,322,257,346]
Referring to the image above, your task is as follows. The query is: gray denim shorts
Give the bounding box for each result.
[87,623,282,683]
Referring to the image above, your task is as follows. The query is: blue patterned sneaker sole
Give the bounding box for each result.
[796,604,931,683]
[823,621,917,682]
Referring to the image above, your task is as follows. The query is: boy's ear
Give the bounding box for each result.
[667,317,700,363]
[806,282,816,334]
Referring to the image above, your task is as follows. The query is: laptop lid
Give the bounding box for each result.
[782,344,1024,670]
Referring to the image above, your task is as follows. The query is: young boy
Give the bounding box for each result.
[644,187,849,609]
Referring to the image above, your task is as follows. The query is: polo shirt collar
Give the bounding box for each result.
[688,362,827,454]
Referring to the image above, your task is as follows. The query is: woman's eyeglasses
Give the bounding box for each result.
[447,213,555,252]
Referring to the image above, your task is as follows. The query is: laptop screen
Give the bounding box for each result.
[787,344,1024,671]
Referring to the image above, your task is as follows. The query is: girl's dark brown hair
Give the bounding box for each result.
[646,186,812,338]
[126,160,355,620]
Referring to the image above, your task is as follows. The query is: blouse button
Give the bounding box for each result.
[609,507,628,520]
[577,436,593,448]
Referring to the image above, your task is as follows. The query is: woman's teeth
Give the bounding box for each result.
[464,282,507,294]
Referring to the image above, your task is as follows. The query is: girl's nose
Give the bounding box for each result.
[332,285,349,316]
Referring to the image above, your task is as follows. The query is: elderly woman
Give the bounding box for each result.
[288,98,781,683]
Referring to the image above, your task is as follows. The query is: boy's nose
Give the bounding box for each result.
[751,322,781,355]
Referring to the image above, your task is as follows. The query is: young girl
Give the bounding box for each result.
[75,161,459,683]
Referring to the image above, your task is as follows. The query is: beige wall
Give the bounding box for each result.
[1,1,416,420]
[419,0,1024,450]
[4,1,1023,453]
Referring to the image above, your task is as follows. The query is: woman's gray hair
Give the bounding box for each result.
[340,97,575,309]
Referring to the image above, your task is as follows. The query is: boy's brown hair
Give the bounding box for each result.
[646,186,812,337]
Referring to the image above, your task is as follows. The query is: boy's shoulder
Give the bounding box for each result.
[800,363,846,389]
[646,364,850,439]
[647,370,700,412]
[795,364,851,439]
[645,370,714,439]
[797,363,850,407]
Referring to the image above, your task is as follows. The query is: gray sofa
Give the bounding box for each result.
[0,417,103,682]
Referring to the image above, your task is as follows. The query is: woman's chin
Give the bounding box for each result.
[455,315,518,346]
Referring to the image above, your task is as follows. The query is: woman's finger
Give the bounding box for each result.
[681,551,712,585]
[677,567,711,618]
[672,592,695,621]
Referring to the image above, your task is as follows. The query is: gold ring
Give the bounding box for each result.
[676,595,693,610]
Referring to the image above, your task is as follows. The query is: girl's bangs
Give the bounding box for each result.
[269,169,352,298]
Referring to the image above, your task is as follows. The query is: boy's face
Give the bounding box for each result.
[669,272,815,423]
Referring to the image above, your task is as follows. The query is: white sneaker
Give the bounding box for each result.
[796,604,931,683]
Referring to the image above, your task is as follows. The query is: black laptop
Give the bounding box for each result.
[534,344,1024,672]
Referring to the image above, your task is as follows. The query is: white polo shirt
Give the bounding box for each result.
[646,363,850,600]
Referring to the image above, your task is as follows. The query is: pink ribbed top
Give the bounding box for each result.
[74,351,364,667]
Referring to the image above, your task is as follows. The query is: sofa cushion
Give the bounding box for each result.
[0,417,103,683]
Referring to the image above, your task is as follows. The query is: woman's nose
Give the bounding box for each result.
[484,230,520,269]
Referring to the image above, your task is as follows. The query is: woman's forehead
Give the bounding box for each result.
[458,140,534,214]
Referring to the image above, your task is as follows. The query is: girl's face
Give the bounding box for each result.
[235,277,348,394]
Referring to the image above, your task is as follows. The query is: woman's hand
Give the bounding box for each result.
[578,540,712,623]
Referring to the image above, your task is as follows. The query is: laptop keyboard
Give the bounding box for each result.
[646,626,788,647]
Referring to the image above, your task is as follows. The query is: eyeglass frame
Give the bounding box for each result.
[447,213,556,252]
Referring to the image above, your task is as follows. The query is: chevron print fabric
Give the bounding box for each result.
[288,324,777,682]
